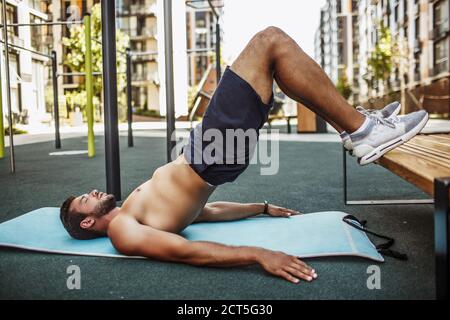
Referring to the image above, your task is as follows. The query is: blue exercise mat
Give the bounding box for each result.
[0,208,384,262]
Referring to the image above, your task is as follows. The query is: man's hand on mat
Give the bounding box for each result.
[258,249,317,284]
[267,205,301,218]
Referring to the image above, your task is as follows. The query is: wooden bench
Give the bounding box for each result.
[378,134,450,300]
[343,133,450,299]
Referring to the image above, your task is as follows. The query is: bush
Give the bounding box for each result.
[133,108,162,118]
[4,127,27,135]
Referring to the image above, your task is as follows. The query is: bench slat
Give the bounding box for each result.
[377,133,450,198]
[399,144,450,164]
[410,136,450,154]
[378,150,450,197]
[395,146,450,169]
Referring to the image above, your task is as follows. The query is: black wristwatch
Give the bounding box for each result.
[263,200,269,215]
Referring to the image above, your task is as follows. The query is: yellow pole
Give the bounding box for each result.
[85,14,95,157]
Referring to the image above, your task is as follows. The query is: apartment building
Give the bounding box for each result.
[0,0,53,127]
[185,0,223,87]
[316,0,450,116]
[1,0,193,125]
[314,0,354,85]
[116,0,189,117]
[117,0,160,113]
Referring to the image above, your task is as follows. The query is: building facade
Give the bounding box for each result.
[1,0,216,128]
[315,0,450,116]
[109,0,188,117]
[315,0,354,85]
[1,0,53,127]
[117,0,160,113]
[185,1,223,87]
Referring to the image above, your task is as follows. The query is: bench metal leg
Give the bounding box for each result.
[343,147,434,205]
[435,177,450,300]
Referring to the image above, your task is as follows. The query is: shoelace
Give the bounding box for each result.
[356,106,398,129]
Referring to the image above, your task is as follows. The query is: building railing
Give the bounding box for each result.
[9,35,24,47]
[429,22,450,40]
[121,26,157,38]
[132,72,159,83]
[430,62,450,76]
[118,4,157,16]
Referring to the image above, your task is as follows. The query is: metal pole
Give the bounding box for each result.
[434,177,450,300]
[215,21,221,83]
[343,147,347,204]
[1,0,15,173]
[0,52,4,158]
[57,72,102,77]
[0,40,53,58]
[51,51,61,149]
[0,21,84,28]
[101,0,121,200]
[164,0,176,163]
[85,14,95,158]
[126,48,133,148]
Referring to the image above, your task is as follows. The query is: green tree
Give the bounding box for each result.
[62,3,129,121]
[365,21,393,94]
[336,72,353,100]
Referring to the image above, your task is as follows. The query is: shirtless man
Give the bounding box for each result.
[60,27,428,284]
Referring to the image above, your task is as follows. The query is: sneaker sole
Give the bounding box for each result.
[357,113,429,166]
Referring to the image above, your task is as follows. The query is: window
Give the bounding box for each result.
[414,53,421,81]
[415,17,420,39]
[195,56,208,83]
[6,4,18,40]
[434,0,449,35]
[434,39,449,73]
[30,15,52,54]
[9,53,22,113]
[394,2,400,26]
[195,11,207,28]
[338,42,345,65]
[352,0,358,12]
[337,17,345,41]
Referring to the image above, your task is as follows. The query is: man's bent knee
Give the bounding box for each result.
[255,27,289,45]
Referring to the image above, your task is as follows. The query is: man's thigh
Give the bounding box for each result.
[229,35,274,105]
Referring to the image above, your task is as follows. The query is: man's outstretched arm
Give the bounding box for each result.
[195,202,301,222]
[108,216,316,284]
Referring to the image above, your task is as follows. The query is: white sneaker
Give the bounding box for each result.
[342,102,402,152]
[352,110,429,166]
[357,101,401,120]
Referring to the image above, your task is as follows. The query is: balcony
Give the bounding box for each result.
[121,25,157,38]
[430,62,450,76]
[118,4,157,17]
[130,26,158,39]
[9,35,24,47]
[132,72,159,85]
[132,54,157,63]
[429,23,450,40]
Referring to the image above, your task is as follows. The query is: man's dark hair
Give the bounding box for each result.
[60,196,104,240]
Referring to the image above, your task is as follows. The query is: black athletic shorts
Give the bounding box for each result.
[183,66,274,186]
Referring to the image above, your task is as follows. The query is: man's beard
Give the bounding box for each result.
[93,194,117,217]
